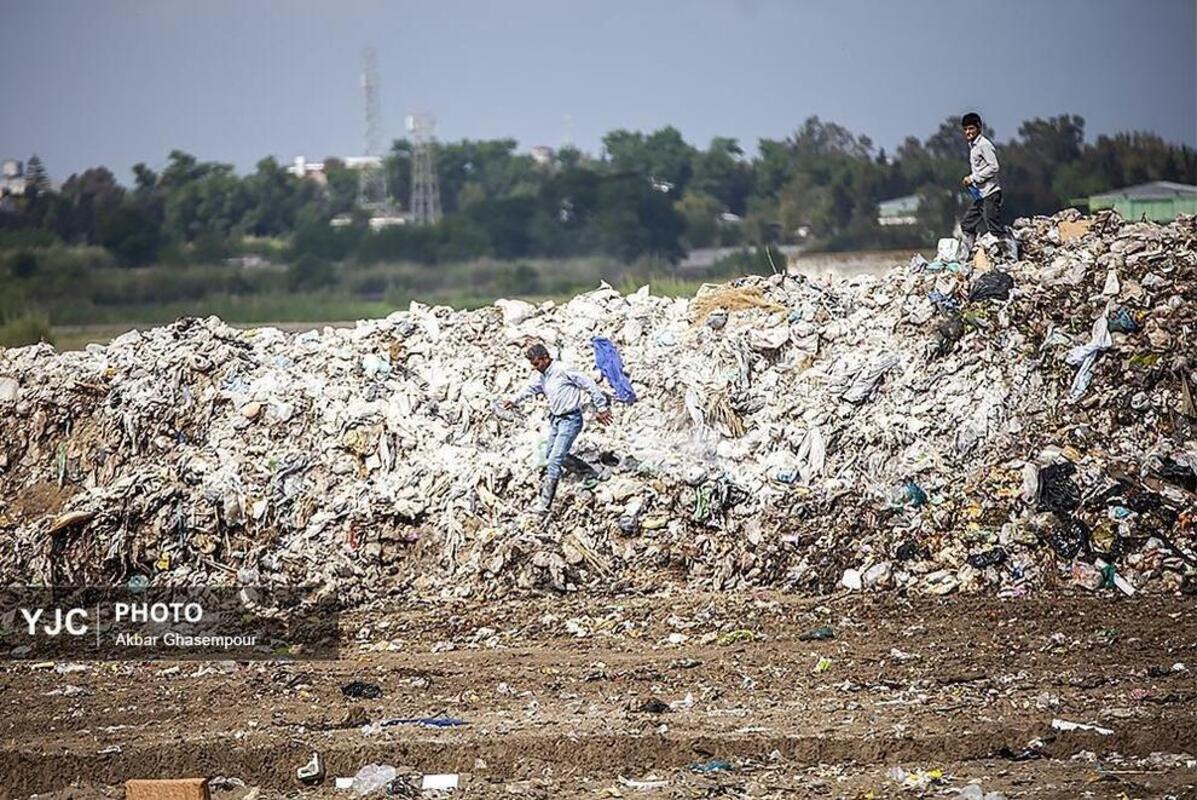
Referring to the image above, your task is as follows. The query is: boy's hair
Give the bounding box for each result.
[525,343,550,361]
[961,112,982,129]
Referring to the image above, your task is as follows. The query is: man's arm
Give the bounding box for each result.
[508,372,544,407]
[971,138,999,184]
[566,369,609,410]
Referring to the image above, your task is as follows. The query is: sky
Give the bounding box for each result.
[2,0,1194,182]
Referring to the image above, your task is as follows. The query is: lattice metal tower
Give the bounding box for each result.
[357,47,391,210]
[408,112,441,226]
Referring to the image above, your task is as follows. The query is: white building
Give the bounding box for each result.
[290,155,385,183]
[1,159,27,198]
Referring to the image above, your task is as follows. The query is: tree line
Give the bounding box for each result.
[3,114,1195,271]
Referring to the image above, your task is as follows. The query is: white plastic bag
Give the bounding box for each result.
[936,237,967,263]
[352,763,397,796]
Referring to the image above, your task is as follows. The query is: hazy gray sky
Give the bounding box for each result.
[3,0,1194,182]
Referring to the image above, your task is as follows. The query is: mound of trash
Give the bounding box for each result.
[1,210,1194,603]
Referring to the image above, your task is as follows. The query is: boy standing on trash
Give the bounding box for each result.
[959,112,1002,250]
[502,344,612,517]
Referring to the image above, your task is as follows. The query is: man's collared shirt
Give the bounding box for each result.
[512,361,608,416]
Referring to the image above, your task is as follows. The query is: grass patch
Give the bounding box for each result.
[50,293,396,327]
[0,314,54,348]
[11,246,753,342]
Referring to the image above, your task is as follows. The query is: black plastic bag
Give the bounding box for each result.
[1038,462,1081,513]
[341,680,383,700]
[967,546,1007,569]
[1157,456,1197,492]
[969,270,1015,302]
[1044,514,1090,559]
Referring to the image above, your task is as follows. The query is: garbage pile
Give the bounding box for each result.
[0,210,1194,603]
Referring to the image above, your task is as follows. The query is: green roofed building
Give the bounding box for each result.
[877,194,921,226]
[1088,181,1197,222]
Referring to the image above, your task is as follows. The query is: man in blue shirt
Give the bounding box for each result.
[503,344,612,516]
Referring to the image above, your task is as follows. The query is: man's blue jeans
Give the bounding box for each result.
[545,411,583,482]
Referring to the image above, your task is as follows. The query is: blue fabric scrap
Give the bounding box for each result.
[592,336,637,404]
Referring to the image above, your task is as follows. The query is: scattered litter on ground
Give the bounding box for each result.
[1051,718,1114,735]
[296,751,324,785]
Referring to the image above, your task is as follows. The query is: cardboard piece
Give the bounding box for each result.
[1058,219,1092,242]
[125,779,211,800]
[973,247,992,272]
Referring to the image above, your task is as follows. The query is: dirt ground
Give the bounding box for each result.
[2,593,1195,799]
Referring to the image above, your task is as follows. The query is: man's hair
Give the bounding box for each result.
[961,112,982,129]
[525,343,550,361]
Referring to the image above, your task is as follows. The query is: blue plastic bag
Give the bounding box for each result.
[592,337,637,404]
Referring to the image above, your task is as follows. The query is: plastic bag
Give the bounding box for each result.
[352,764,397,796]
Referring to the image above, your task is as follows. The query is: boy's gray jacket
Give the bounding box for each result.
[969,135,1001,197]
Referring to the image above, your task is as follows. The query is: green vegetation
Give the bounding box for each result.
[1,114,1193,337]
[28,255,729,329]
[0,284,53,347]
[0,314,52,348]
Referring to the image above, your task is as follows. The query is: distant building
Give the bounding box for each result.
[290,156,327,185]
[877,194,921,226]
[1,159,27,198]
[530,145,554,166]
[342,156,384,170]
[290,155,386,184]
[1088,181,1197,222]
[368,214,407,230]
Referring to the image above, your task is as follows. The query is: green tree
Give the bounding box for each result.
[433,216,492,262]
[132,163,158,193]
[529,167,602,256]
[1068,132,1197,198]
[592,173,684,262]
[24,154,50,196]
[160,150,204,187]
[241,156,311,237]
[290,220,362,262]
[286,253,335,290]
[776,172,835,240]
[691,137,751,214]
[385,140,414,211]
[321,158,361,217]
[10,250,38,278]
[602,126,695,197]
[675,190,722,249]
[464,195,534,258]
[792,116,874,160]
[433,139,540,215]
[753,138,796,199]
[163,163,247,242]
[1002,115,1087,216]
[98,205,161,266]
[56,167,124,244]
[554,145,584,169]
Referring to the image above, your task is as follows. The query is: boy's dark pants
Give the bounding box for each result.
[962,190,1003,239]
